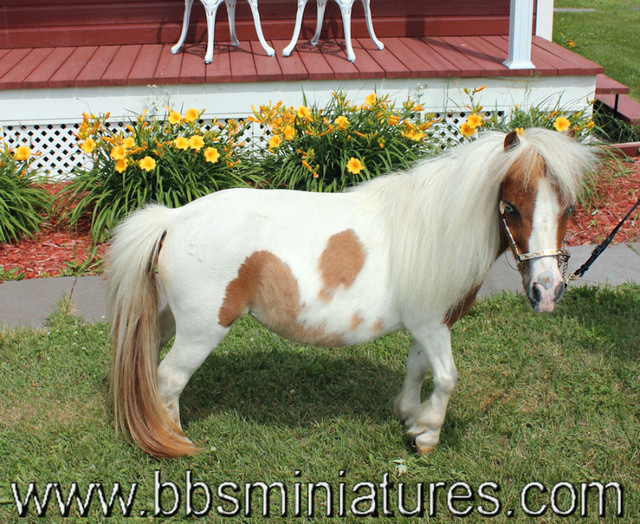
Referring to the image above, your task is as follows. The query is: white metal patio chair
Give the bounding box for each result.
[282,0,384,62]
[171,0,275,64]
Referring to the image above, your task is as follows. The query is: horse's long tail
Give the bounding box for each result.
[107,204,198,457]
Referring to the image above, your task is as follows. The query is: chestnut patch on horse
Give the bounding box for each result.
[350,313,364,331]
[444,286,480,328]
[218,251,343,346]
[318,229,366,301]
[500,151,547,255]
[372,318,384,334]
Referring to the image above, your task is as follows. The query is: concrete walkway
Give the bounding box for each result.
[1,243,639,330]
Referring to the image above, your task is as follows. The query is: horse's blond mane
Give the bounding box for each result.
[353,128,597,317]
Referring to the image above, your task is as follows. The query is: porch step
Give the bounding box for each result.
[595,73,629,95]
[594,74,640,125]
[596,93,640,125]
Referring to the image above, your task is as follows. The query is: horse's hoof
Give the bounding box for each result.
[415,441,436,455]
[413,432,437,455]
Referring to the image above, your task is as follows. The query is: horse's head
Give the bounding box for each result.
[498,129,588,313]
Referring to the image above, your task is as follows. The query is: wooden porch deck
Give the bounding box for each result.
[0,35,603,91]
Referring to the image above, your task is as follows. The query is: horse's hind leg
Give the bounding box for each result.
[397,323,457,455]
[157,321,229,428]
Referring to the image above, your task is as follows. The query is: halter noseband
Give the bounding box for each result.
[499,199,571,279]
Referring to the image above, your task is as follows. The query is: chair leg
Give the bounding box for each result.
[202,0,225,63]
[310,0,328,46]
[225,0,240,47]
[361,0,383,50]
[171,0,195,55]
[246,0,275,56]
[283,0,309,56]
[334,0,356,61]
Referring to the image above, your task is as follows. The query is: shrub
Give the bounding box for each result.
[0,143,50,244]
[58,109,256,243]
[250,92,439,191]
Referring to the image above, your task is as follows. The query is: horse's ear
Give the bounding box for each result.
[567,127,576,139]
[504,130,520,151]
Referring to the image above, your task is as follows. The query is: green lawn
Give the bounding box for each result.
[1,286,638,522]
[554,0,640,101]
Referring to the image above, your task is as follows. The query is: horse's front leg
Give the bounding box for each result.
[396,323,457,455]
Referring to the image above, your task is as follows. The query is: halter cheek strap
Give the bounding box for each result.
[498,199,571,278]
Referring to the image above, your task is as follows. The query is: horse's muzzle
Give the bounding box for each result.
[528,272,565,312]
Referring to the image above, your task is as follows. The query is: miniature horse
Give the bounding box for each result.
[108,128,596,457]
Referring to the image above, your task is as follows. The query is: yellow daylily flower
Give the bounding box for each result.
[139,156,156,172]
[188,135,205,151]
[14,146,31,161]
[268,135,282,149]
[110,145,127,160]
[346,157,364,175]
[204,147,220,164]
[553,116,571,132]
[296,106,311,120]
[174,136,189,150]
[114,159,127,173]
[467,113,484,128]
[168,110,182,125]
[459,122,476,138]
[335,115,350,131]
[80,138,96,154]
[184,108,200,123]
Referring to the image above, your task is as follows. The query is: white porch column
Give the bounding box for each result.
[535,0,554,41]
[503,0,535,70]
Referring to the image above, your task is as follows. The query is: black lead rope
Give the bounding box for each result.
[566,193,640,286]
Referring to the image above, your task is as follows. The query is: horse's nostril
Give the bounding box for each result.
[531,283,542,304]
[554,282,565,302]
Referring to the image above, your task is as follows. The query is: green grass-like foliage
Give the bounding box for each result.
[0,144,50,244]
[0,286,638,521]
[252,92,439,192]
[57,110,256,243]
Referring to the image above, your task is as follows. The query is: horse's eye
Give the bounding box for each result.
[565,204,576,216]
[500,201,519,216]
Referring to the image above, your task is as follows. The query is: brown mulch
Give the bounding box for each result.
[1,160,638,281]
[0,183,108,280]
[565,157,639,246]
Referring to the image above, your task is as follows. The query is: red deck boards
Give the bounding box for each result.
[75,45,119,87]
[0,37,604,90]
[356,38,409,79]
[102,45,142,87]
[229,41,259,83]
[128,44,164,85]
[422,37,484,77]
[205,44,233,83]
[250,41,282,82]
[0,47,52,90]
[272,40,309,81]
[48,46,98,88]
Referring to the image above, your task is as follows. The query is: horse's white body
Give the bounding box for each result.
[108,129,596,457]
